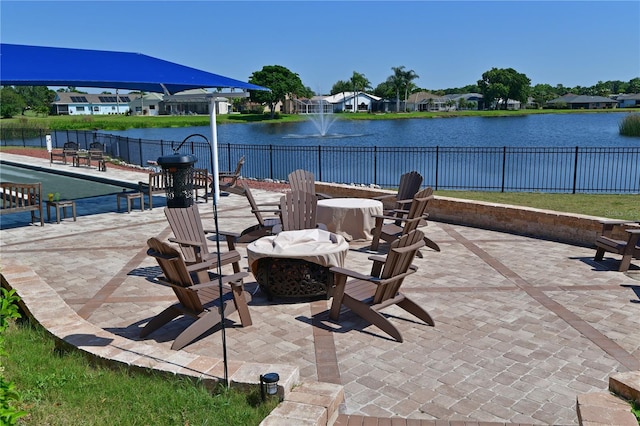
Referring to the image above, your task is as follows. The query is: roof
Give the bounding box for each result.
[53,92,141,104]
[323,91,381,103]
[0,43,268,94]
[548,94,617,104]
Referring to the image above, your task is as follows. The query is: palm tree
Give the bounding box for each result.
[350,71,371,112]
[401,69,419,111]
[388,66,419,113]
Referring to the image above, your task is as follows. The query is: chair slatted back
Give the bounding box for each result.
[241,180,266,227]
[288,169,316,196]
[146,237,204,312]
[401,187,434,234]
[373,230,425,305]
[164,205,208,264]
[396,171,423,204]
[232,156,246,176]
[279,190,318,231]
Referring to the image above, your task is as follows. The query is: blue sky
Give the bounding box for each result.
[2,1,639,94]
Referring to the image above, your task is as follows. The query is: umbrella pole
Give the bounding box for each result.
[209,97,229,388]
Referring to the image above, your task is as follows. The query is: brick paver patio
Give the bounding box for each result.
[1,153,638,425]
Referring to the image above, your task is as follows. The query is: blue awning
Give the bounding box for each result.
[0,43,267,94]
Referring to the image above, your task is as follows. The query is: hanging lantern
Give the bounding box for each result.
[157,153,197,208]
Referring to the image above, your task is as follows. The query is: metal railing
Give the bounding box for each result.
[2,129,639,193]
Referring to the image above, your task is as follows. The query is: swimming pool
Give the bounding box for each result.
[0,163,125,200]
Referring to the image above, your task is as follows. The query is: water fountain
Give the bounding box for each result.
[308,98,337,137]
[284,97,364,140]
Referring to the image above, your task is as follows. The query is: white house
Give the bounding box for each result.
[322,91,381,112]
[52,92,139,115]
[128,93,163,116]
[161,89,231,115]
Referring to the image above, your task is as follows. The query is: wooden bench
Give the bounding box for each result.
[50,141,79,165]
[594,220,640,272]
[137,172,166,210]
[0,182,44,226]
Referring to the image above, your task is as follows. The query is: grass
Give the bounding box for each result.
[434,191,639,220]
[2,319,278,425]
[619,113,640,136]
[2,108,638,131]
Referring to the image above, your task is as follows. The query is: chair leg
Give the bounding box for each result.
[140,306,181,338]
[171,311,222,350]
[424,237,441,252]
[619,254,633,272]
[343,296,403,342]
[230,285,252,327]
[397,296,435,326]
[594,247,606,261]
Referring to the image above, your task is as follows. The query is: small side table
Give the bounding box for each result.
[117,192,144,213]
[46,200,77,224]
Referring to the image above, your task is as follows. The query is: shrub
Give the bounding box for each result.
[619,113,640,136]
[0,288,27,425]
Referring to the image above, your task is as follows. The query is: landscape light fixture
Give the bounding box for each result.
[260,373,280,401]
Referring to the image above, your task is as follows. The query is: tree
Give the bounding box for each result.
[13,86,55,114]
[477,67,531,110]
[386,66,419,112]
[530,83,557,109]
[249,65,306,119]
[0,87,25,118]
[627,78,640,93]
[331,80,351,95]
[350,71,371,112]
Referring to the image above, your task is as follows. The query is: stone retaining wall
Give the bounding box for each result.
[315,182,635,248]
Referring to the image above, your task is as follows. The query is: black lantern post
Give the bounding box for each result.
[156,153,197,208]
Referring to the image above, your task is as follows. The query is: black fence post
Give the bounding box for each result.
[318,145,322,182]
[501,146,507,193]
[269,145,274,180]
[572,146,579,194]
[373,146,377,186]
[138,138,144,166]
[435,146,439,191]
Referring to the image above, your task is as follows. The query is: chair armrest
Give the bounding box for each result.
[168,237,204,248]
[203,229,239,250]
[189,272,249,290]
[330,266,381,282]
[373,194,396,202]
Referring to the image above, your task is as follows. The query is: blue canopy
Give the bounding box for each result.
[0,43,267,94]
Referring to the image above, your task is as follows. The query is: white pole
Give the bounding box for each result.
[210,97,220,203]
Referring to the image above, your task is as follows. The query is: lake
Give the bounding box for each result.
[108,112,638,148]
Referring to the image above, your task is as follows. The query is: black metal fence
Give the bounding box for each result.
[3,129,639,193]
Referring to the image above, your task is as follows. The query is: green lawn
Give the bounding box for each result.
[435,191,639,220]
[3,320,278,426]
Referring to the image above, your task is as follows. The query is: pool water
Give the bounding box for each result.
[0,163,125,200]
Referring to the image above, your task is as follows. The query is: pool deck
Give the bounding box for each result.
[1,153,639,425]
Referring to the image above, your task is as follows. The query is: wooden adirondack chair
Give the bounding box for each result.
[594,220,640,272]
[370,187,440,255]
[329,229,434,342]
[274,190,327,233]
[237,180,282,243]
[142,237,252,350]
[164,204,241,283]
[374,171,423,215]
[288,169,331,200]
[219,156,245,194]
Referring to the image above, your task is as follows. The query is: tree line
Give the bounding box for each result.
[2,65,639,118]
